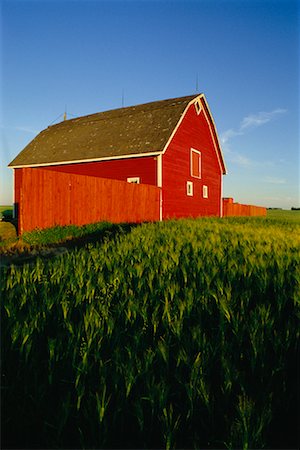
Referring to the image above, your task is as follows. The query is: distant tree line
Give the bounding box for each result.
[267,207,300,210]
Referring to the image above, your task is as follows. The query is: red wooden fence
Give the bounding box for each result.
[19,168,161,233]
[223,198,266,217]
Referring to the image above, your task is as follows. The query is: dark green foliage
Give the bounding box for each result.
[21,221,125,246]
[1,218,299,449]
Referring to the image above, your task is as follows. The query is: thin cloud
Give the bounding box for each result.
[220,108,287,167]
[220,129,242,144]
[262,195,295,203]
[0,124,39,134]
[223,147,253,167]
[223,147,275,168]
[220,108,287,144]
[15,126,39,134]
[263,176,286,185]
[240,109,287,131]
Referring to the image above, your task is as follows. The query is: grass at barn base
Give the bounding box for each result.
[0,206,15,242]
[2,215,299,449]
[0,208,299,252]
[0,222,17,242]
[0,208,299,253]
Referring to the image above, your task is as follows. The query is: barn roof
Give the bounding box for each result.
[9,95,196,167]
[9,94,226,174]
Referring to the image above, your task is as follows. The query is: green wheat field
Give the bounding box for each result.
[1,213,299,449]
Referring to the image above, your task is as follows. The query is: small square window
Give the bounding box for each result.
[203,185,208,198]
[127,177,140,184]
[187,181,193,196]
[195,100,202,115]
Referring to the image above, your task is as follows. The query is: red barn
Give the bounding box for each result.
[9,94,227,232]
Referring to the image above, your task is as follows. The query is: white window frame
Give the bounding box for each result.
[190,148,201,179]
[203,185,208,198]
[195,99,202,115]
[187,181,193,196]
[127,177,140,184]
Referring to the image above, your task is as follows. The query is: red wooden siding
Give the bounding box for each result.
[18,168,160,234]
[223,198,266,217]
[162,102,222,219]
[14,168,23,206]
[41,156,157,185]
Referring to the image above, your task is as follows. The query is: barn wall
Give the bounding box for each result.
[162,102,222,219]
[14,168,23,204]
[223,198,266,217]
[18,168,160,234]
[14,168,23,221]
[41,156,157,185]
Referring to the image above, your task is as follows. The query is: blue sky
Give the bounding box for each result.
[1,0,299,208]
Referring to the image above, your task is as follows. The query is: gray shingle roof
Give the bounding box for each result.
[9,95,198,167]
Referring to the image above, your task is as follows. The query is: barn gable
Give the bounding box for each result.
[161,94,226,175]
[161,94,226,219]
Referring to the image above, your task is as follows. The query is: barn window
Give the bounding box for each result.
[195,99,202,115]
[187,181,193,196]
[190,148,201,179]
[127,177,140,184]
[203,185,208,198]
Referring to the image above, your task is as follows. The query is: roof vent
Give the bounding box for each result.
[195,99,202,115]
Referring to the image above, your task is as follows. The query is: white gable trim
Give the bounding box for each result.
[157,154,162,188]
[161,98,197,156]
[200,96,227,175]
[161,94,227,175]
[10,95,227,176]
[156,154,163,221]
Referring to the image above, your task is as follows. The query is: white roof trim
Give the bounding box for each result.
[161,97,199,155]
[162,93,227,175]
[9,150,161,169]
[9,95,227,174]
[200,94,227,175]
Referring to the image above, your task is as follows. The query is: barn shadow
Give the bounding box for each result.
[1,221,142,268]
[49,221,139,250]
